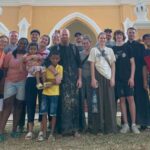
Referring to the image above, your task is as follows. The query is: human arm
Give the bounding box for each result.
[128,58,135,88]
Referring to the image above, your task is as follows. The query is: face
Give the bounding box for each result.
[52,33,60,45]
[82,39,91,51]
[75,35,83,44]
[143,37,150,47]
[50,54,60,66]
[17,39,27,51]
[98,34,106,46]
[39,35,49,47]
[2,37,9,48]
[9,31,18,45]
[31,32,40,43]
[29,45,37,55]
[105,32,112,41]
[127,29,136,41]
[60,29,70,45]
[115,34,124,43]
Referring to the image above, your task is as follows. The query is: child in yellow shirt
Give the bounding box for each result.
[37,50,63,141]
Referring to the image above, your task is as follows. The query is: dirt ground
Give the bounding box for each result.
[0,123,150,150]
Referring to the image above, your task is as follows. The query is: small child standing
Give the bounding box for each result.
[37,50,63,141]
[23,42,46,89]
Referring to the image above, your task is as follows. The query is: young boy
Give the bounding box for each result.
[113,30,140,134]
[37,50,63,141]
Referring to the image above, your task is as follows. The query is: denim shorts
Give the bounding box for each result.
[4,80,26,101]
[40,95,59,116]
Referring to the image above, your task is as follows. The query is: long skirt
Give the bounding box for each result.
[93,70,117,134]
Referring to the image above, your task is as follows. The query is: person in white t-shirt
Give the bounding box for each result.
[88,32,117,134]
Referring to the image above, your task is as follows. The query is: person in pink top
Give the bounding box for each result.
[0,38,28,142]
[0,35,8,121]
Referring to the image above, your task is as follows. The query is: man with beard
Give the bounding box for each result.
[50,29,82,136]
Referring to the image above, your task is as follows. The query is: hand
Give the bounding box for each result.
[76,78,82,88]
[91,78,98,88]
[128,78,134,88]
[44,83,53,88]
[49,65,57,74]
[110,78,115,87]
[55,75,62,84]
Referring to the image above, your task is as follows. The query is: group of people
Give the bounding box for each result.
[0,27,150,142]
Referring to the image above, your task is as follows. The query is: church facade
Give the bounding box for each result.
[0,0,150,44]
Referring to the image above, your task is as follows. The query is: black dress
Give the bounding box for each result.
[51,43,81,134]
[126,41,150,126]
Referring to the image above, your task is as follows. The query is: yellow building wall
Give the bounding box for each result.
[0,5,149,38]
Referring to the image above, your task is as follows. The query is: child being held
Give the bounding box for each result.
[37,50,63,141]
[23,42,46,89]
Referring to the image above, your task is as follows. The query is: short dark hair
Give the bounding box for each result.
[74,32,82,37]
[30,29,40,35]
[49,49,60,57]
[104,28,112,33]
[27,42,38,51]
[127,27,136,32]
[113,30,126,41]
[142,34,150,40]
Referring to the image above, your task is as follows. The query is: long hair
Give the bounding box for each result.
[12,38,28,58]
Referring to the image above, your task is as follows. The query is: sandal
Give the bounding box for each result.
[37,131,46,142]
[25,132,33,140]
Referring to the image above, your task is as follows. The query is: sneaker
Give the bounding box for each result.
[25,132,33,140]
[37,131,46,142]
[36,83,44,90]
[120,124,130,134]
[10,131,21,138]
[131,125,140,134]
[0,134,6,142]
[48,134,55,142]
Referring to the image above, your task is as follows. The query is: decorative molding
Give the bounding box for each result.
[123,18,134,41]
[49,12,101,45]
[18,17,30,38]
[133,0,150,29]
[0,23,9,35]
[133,21,150,29]
[0,0,150,6]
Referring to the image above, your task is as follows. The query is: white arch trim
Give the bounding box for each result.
[0,23,9,36]
[49,12,101,45]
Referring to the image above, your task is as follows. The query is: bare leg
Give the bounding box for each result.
[120,97,128,124]
[42,72,46,83]
[50,117,56,135]
[0,95,15,134]
[12,99,24,132]
[41,114,47,136]
[28,122,34,133]
[127,96,136,124]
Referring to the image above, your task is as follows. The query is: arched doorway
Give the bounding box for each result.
[49,12,101,46]
[0,23,9,36]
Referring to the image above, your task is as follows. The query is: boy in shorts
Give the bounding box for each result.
[37,50,63,141]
